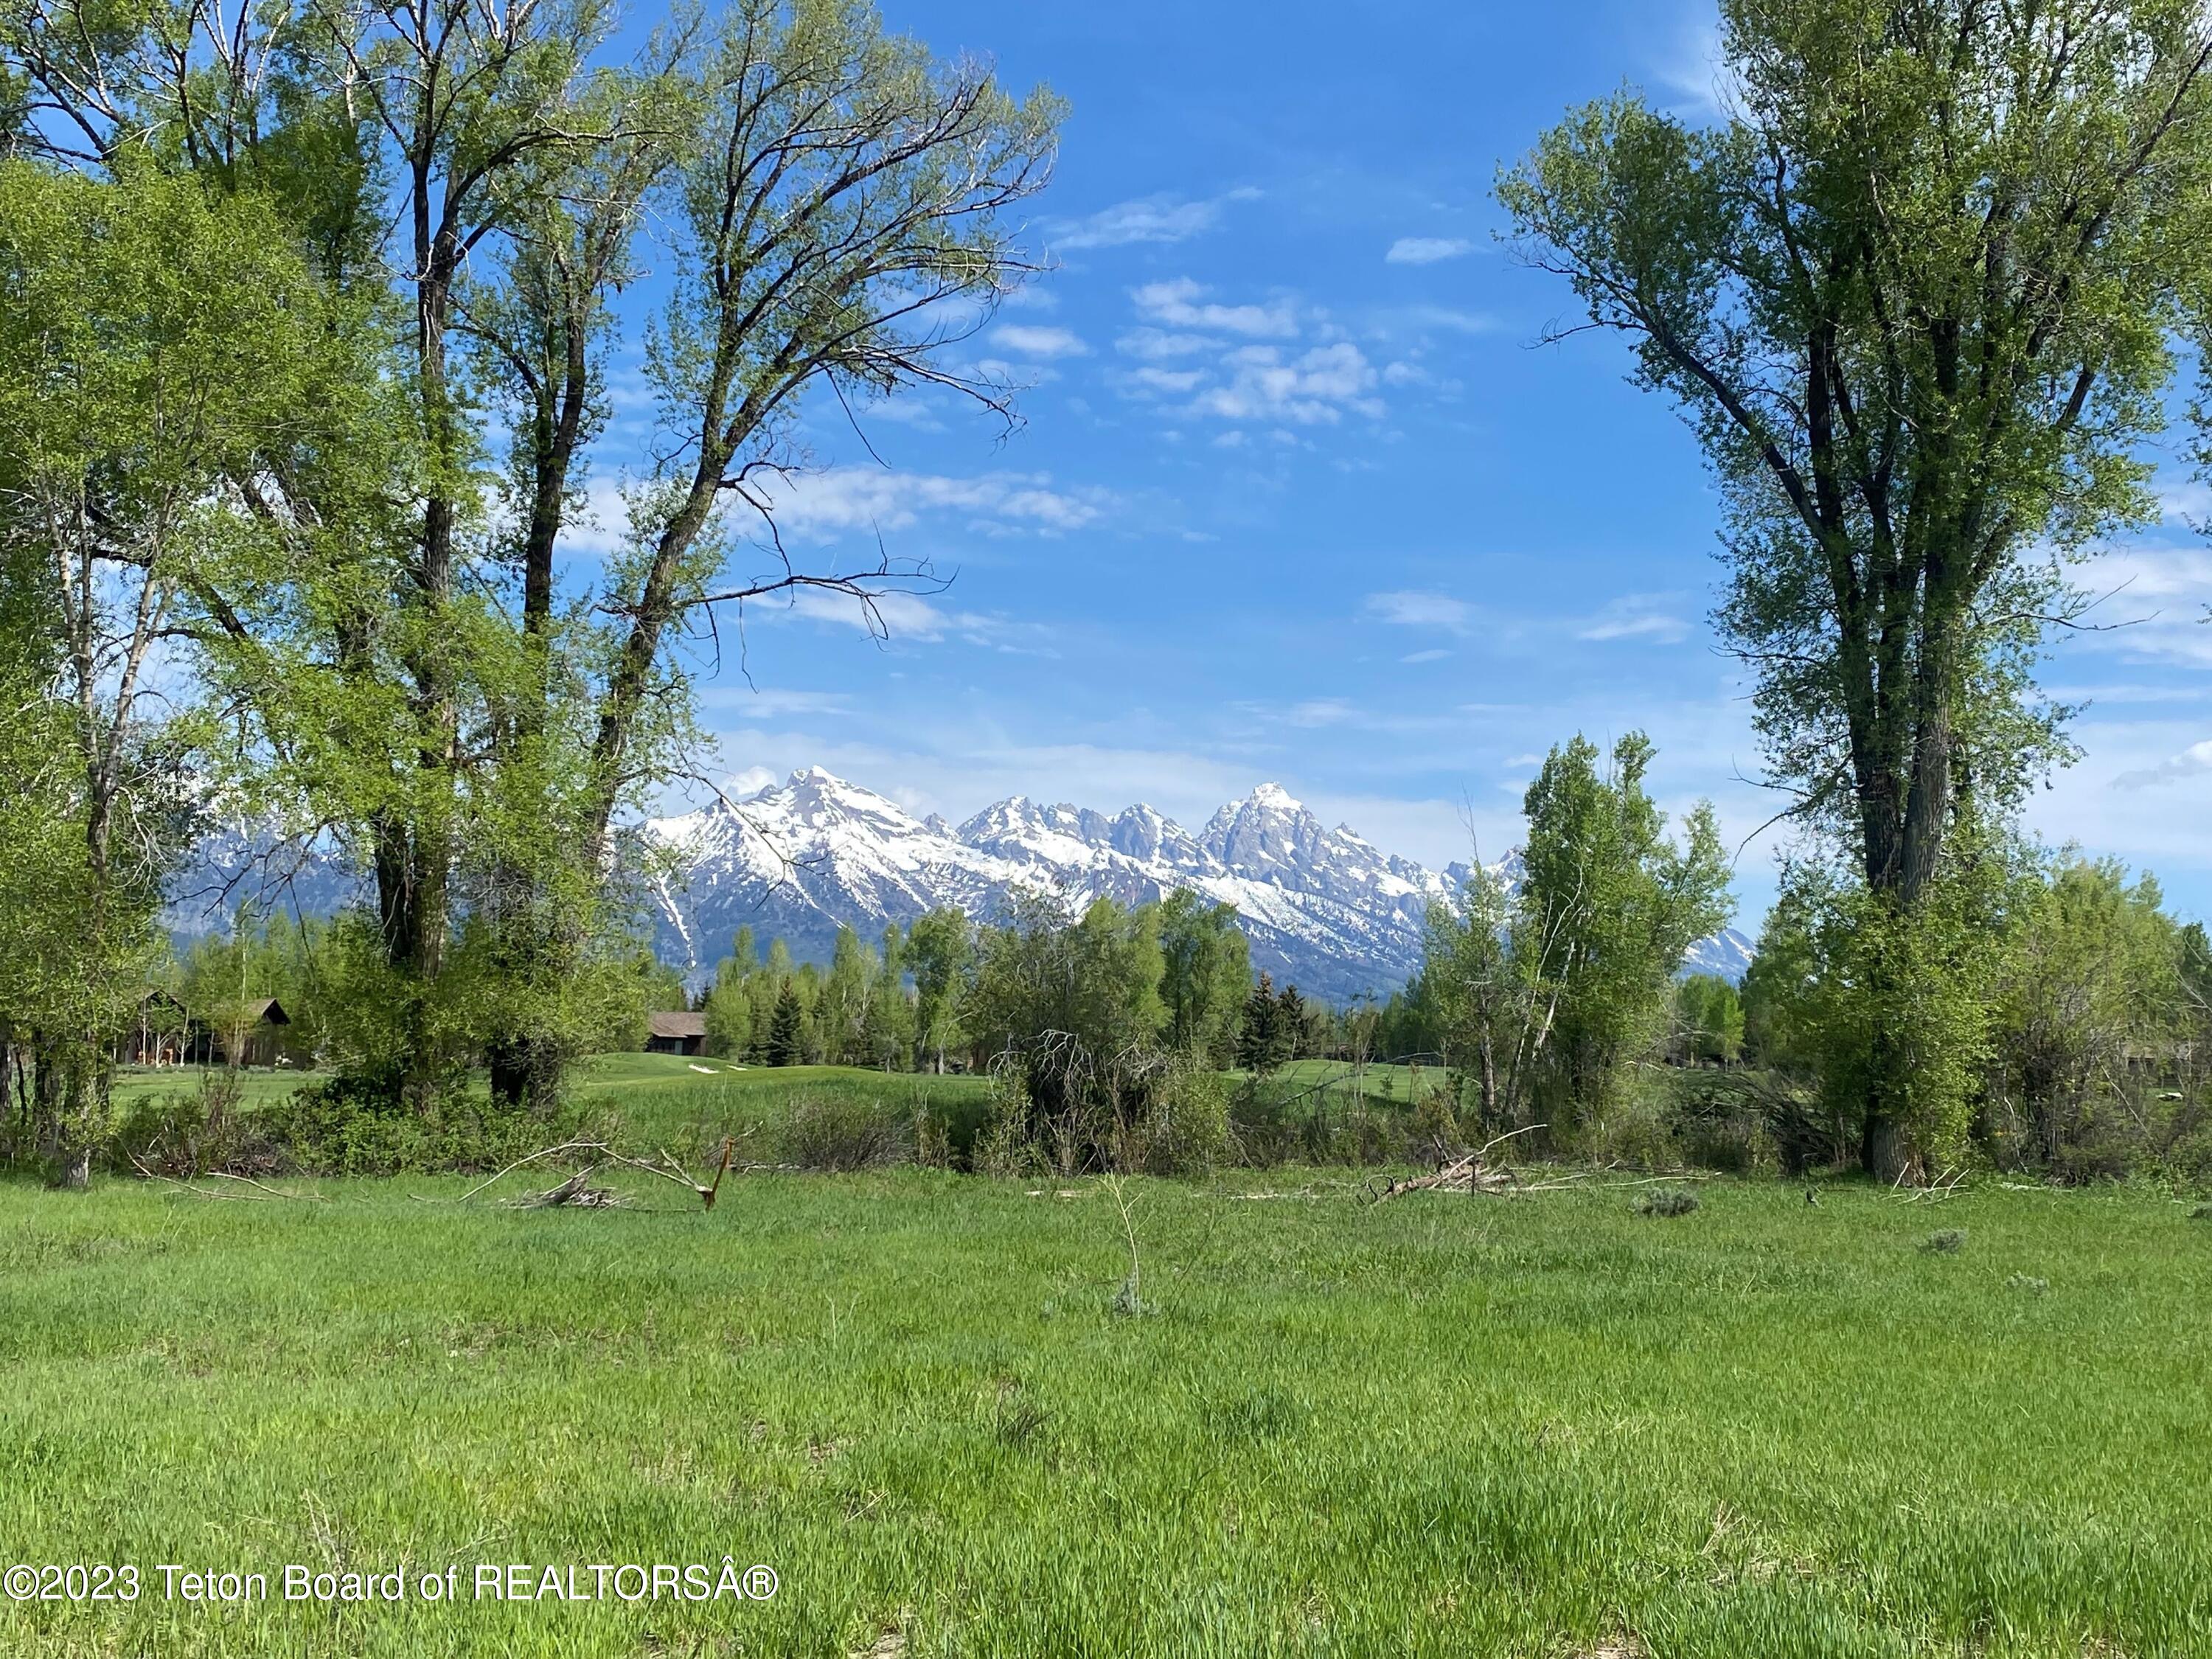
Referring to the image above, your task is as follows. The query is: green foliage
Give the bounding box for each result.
[1158,889,1251,1067]
[964,890,1171,1171]
[905,907,974,1073]
[1634,1186,1700,1218]
[1419,732,1730,1153]
[766,983,805,1068]
[1234,972,1295,1074]
[1517,734,1732,1145]
[1987,854,2191,1175]
[1500,0,2212,1175]
[0,162,335,1175]
[1674,975,1744,1066]
[265,1073,582,1178]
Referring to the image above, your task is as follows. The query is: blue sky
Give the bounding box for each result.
[594,0,2212,928]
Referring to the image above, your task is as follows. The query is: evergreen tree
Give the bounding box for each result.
[1237,973,1282,1073]
[863,924,914,1071]
[1273,983,1307,1067]
[766,984,804,1068]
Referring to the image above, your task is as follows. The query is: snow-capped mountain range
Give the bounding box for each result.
[643,768,1755,1000]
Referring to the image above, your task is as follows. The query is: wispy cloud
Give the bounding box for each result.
[991,324,1088,359]
[778,588,1057,655]
[1385,236,1472,265]
[1399,648,1450,664]
[2114,738,2212,790]
[1131,278,1299,338]
[1652,11,1739,121]
[1048,188,1259,251]
[755,468,1110,540]
[1116,327,1213,361]
[2075,548,2212,666]
[1366,590,1472,633]
[1577,594,1691,643]
[1287,698,1355,727]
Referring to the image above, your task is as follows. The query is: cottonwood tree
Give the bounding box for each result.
[0,166,327,1178]
[4,0,1061,1110]
[1422,734,1729,1149]
[1499,0,2212,1175]
[1157,888,1250,1066]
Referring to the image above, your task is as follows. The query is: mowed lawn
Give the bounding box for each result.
[1,1166,2208,1658]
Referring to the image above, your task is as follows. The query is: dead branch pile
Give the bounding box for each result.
[513,1171,627,1208]
[1361,1125,1579,1204]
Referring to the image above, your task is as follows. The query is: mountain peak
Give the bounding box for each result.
[1247,782,1302,810]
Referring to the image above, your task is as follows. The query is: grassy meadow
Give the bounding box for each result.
[2,1119,2208,1657]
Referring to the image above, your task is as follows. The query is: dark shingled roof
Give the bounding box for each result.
[647,1011,708,1040]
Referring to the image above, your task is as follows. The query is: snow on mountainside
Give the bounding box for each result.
[642,768,1756,1000]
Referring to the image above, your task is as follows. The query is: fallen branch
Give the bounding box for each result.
[1893,1164,1968,1203]
[130,1155,315,1201]
[436,1136,741,1211]
[1362,1124,1550,1204]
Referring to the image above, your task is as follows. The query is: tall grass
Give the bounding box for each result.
[1,1175,2207,1655]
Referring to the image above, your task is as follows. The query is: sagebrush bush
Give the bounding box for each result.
[1921,1228,1968,1255]
[1634,1186,1700,1217]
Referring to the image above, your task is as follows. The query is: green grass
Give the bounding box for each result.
[108,1065,319,1110]
[2,1172,2208,1656]
[566,1056,995,1159]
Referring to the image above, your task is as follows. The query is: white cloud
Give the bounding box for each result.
[1577,594,1692,644]
[1287,698,1355,727]
[697,688,854,717]
[1366,591,1472,633]
[1185,342,1382,425]
[754,468,1109,540]
[1386,236,1473,265]
[1127,366,1205,395]
[2072,547,2212,666]
[723,765,779,799]
[2114,739,2212,790]
[1047,188,1258,250]
[775,588,1057,656]
[1116,327,1213,361]
[2156,479,2212,524]
[1653,13,1740,121]
[551,475,638,558]
[1132,278,1298,338]
[1399,648,1450,664]
[991,324,1088,360]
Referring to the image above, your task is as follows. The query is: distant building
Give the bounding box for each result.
[120,992,293,1068]
[644,1012,708,1057]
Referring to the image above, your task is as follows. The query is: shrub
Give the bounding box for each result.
[1921,1228,1968,1255]
[266,1074,576,1175]
[108,1073,284,1176]
[773,1093,910,1171]
[1122,1060,1231,1177]
[1634,1186,1699,1217]
[2006,1273,2049,1295]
